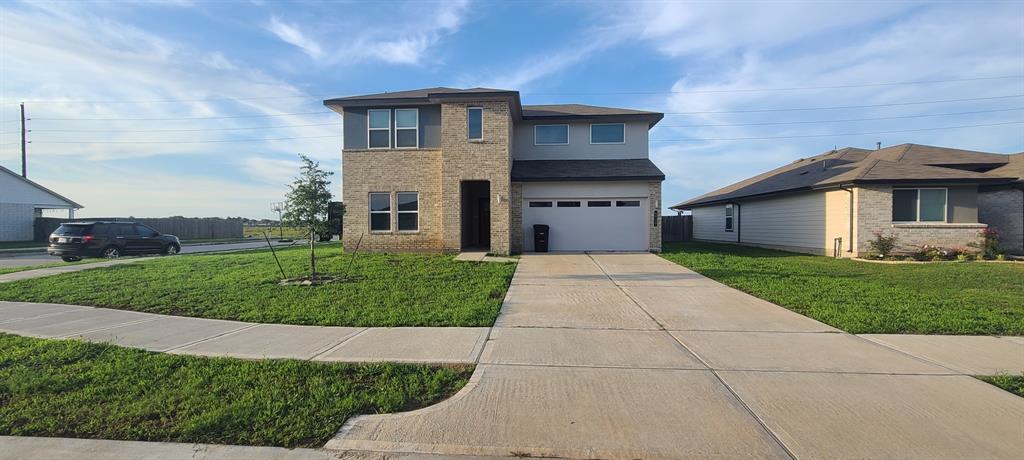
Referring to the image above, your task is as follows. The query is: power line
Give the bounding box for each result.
[4,74,1022,103]
[656,107,1024,128]
[648,121,1024,142]
[663,94,1024,115]
[33,134,342,144]
[28,121,343,133]
[31,111,334,122]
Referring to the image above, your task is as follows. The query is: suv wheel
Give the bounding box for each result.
[102,246,122,259]
[164,244,180,255]
[61,256,81,262]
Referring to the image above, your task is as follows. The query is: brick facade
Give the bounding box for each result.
[648,181,662,252]
[855,185,986,255]
[509,182,523,254]
[439,101,513,255]
[978,188,1024,254]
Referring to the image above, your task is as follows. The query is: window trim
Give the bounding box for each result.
[725,204,734,232]
[589,123,626,145]
[467,106,483,141]
[367,109,391,150]
[394,108,419,149]
[534,124,570,146]
[396,191,419,232]
[893,187,948,223]
[368,192,391,232]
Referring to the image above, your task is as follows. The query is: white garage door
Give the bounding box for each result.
[522,197,649,251]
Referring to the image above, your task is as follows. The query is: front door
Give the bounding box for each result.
[477,197,490,248]
[460,181,491,250]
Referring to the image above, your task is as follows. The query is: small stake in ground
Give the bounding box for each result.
[263,231,287,280]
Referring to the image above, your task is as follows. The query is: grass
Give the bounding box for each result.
[0,245,516,327]
[977,374,1024,397]
[0,333,471,447]
[660,242,1024,335]
[244,226,308,239]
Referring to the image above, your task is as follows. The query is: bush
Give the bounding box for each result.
[868,232,899,259]
[972,227,1001,260]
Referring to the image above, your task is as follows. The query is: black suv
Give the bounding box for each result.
[47,222,181,262]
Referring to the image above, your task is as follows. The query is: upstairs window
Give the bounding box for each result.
[395,108,419,148]
[590,123,625,144]
[725,204,734,231]
[467,107,483,140]
[893,188,947,222]
[535,125,569,145]
[367,109,390,149]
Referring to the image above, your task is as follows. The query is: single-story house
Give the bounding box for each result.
[0,165,82,242]
[671,144,1023,256]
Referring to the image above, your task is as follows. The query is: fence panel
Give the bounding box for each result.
[34,217,243,242]
[661,215,692,243]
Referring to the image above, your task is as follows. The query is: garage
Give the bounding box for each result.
[519,181,651,252]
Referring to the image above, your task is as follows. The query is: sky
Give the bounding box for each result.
[0,0,1022,219]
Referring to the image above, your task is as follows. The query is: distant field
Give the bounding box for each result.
[243,226,308,239]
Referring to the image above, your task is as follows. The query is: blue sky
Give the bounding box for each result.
[0,1,1022,219]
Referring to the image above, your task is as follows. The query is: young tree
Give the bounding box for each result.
[282,154,333,278]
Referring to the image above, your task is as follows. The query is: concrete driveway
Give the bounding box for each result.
[328,253,1024,459]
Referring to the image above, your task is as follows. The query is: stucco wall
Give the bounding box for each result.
[512,120,649,160]
[978,188,1024,254]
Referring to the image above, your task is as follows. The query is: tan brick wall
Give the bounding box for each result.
[648,181,662,252]
[341,149,444,252]
[440,101,513,255]
[510,182,523,254]
[978,188,1024,254]
[855,185,986,254]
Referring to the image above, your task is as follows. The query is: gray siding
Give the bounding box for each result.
[512,120,649,160]
[343,105,441,150]
[691,205,737,242]
[0,203,34,241]
[740,193,826,251]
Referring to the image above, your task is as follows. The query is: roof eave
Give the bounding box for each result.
[512,175,665,182]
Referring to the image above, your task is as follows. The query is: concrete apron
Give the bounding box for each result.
[327,253,1024,459]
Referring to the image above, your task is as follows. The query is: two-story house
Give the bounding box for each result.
[324,87,665,255]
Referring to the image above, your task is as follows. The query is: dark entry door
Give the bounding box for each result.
[460,181,491,250]
[477,197,490,247]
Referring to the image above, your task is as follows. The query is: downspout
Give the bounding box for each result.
[733,202,741,243]
[839,185,854,253]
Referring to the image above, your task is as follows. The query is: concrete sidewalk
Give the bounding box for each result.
[328,253,1024,459]
[0,301,489,364]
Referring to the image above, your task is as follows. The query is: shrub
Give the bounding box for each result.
[868,232,899,259]
[972,227,1001,260]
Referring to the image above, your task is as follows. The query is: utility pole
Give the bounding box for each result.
[20,102,27,178]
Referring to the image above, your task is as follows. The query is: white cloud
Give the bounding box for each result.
[266,16,322,59]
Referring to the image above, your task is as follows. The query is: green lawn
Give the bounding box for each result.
[0,259,94,276]
[0,334,471,447]
[0,245,516,327]
[660,242,1024,335]
[978,374,1024,397]
[244,225,308,240]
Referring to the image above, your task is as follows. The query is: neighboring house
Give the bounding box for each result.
[671,144,1024,256]
[0,165,82,242]
[323,87,665,255]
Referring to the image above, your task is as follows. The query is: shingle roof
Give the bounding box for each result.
[512,159,665,182]
[673,144,1020,209]
[325,87,514,102]
[521,104,664,127]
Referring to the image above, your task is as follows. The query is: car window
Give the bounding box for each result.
[91,224,110,236]
[115,224,135,236]
[135,225,158,237]
[53,224,89,236]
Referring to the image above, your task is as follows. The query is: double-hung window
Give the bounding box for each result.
[590,123,625,144]
[535,125,569,145]
[367,109,390,149]
[369,192,391,231]
[467,107,483,140]
[893,188,947,222]
[395,108,418,148]
[725,204,734,231]
[397,192,419,231]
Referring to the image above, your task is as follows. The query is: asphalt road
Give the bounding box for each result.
[0,240,302,269]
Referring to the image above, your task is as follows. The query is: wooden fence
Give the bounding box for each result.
[34,217,244,242]
[661,215,692,243]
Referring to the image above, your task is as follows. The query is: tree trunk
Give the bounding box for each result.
[309,228,316,277]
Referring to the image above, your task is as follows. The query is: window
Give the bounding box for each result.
[135,225,158,237]
[725,204,734,231]
[395,108,418,148]
[893,188,947,222]
[590,123,625,144]
[369,192,391,231]
[616,200,640,207]
[397,192,418,231]
[587,201,611,207]
[528,201,552,207]
[368,109,390,149]
[467,107,483,140]
[557,201,581,207]
[535,125,569,145]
